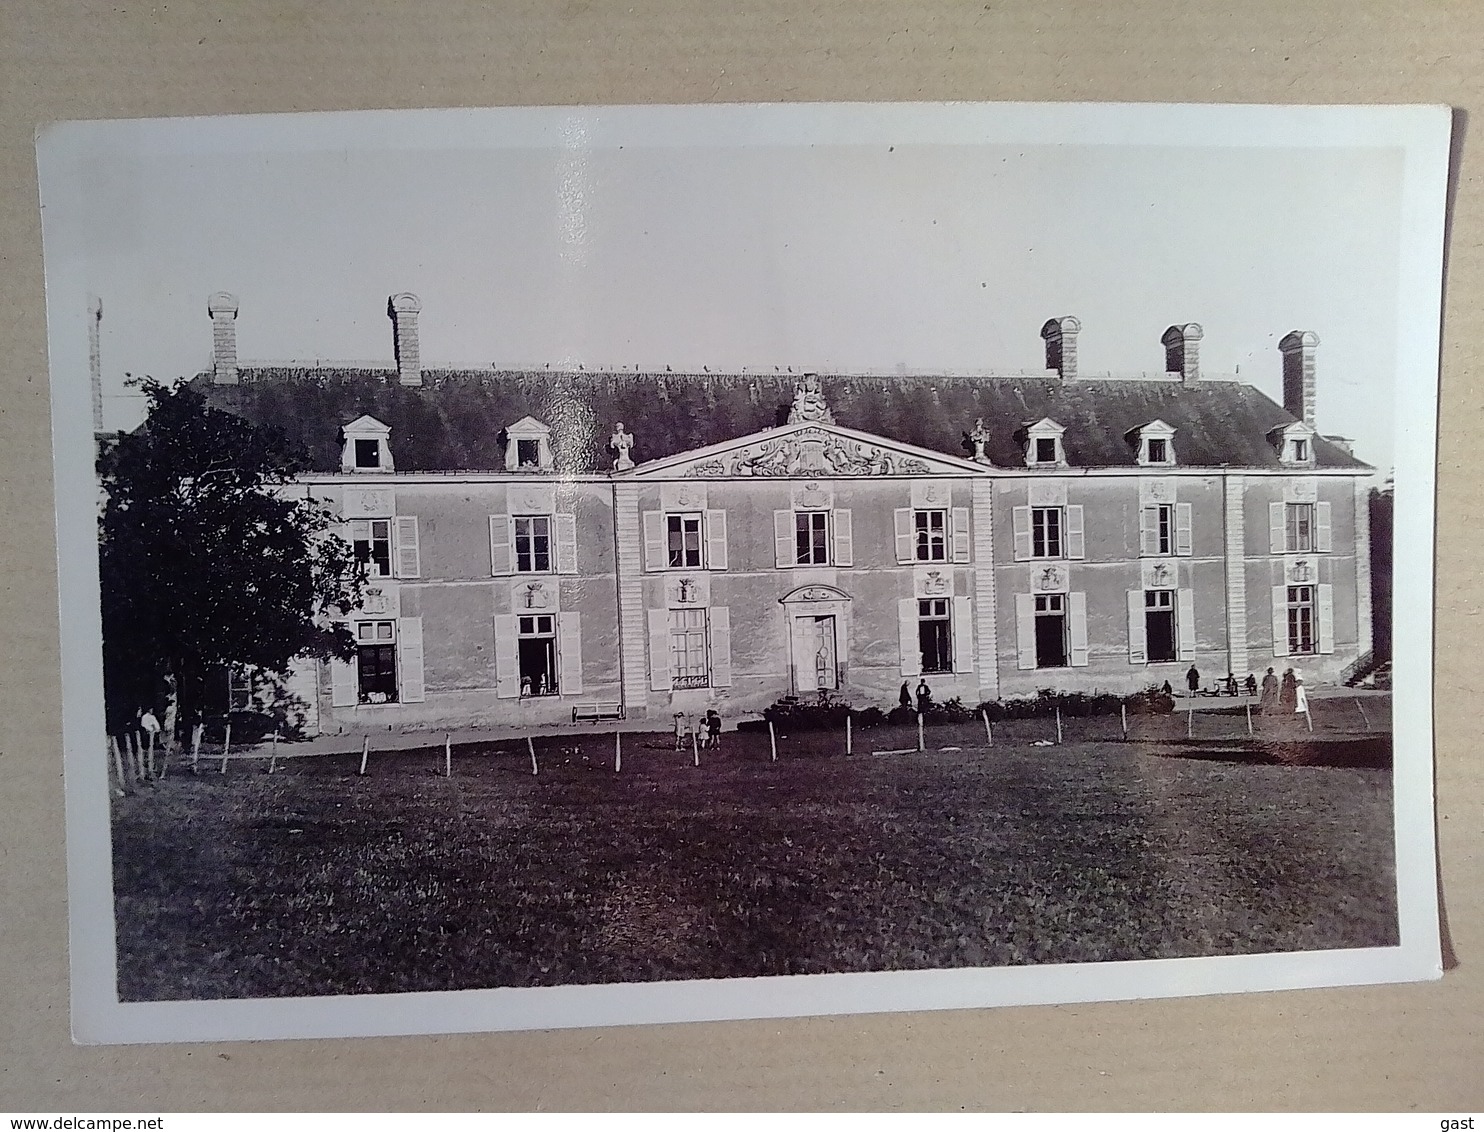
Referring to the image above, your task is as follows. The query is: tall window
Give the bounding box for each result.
[1035,437,1059,464]
[1286,586,1317,655]
[517,613,558,696]
[513,515,552,573]
[1292,438,1309,463]
[515,438,541,467]
[1143,504,1174,556]
[1144,590,1177,663]
[1285,503,1315,553]
[1146,437,1169,464]
[914,510,947,562]
[1034,594,1068,668]
[795,511,830,565]
[1031,507,1063,558]
[351,519,392,578]
[355,620,397,703]
[918,598,952,673]
[669,609,710,688]
[668,514,703,568]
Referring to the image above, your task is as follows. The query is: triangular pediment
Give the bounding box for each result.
[342,414,390,435]
[618,420,991,479]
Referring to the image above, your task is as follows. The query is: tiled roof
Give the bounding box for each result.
[196,368,1369,473]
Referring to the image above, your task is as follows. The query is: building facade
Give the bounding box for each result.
[196,296,1374,736]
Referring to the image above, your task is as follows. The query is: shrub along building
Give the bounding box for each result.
[195,294,1375,736]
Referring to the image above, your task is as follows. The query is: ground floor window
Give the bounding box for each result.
[1145,589,1177,663]
[518,613,558,696]
[1287,585,1317,655]
[356,620,398,703]
[1034,593,1067,668]
[918,598,952,674]
[669,608,710,688]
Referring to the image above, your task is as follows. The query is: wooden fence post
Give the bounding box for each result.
[1303,706,1314,734]
[691,729,700,768]
[768,720,777,763]
[1356,699,1371,730]
[1246,703,1254,736]
[110,736,128,795]
[614,732,622,773]
[191,723,202,774]
[917,713,925,752]
[444,733,452,777]
[268,730,279,775]
[1186,704,1194,738]
[982,709,993,747]
[1055,704,1063,745]
[845,715,852,756]
[358,735,369,776]
[1121,702,1128,740]
[528,735,538,776]
[219,722,232,774]
[145,731,156,779]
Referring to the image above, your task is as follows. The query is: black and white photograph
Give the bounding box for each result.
[38,101,1447,1044]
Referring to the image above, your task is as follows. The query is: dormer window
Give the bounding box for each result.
[1131,419,1178,467]
[340,415,394,473]
[1023,418,1067,468]
[505,416,555,473]
[1270,420,1317,468]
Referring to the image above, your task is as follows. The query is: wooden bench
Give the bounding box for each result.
[572,700,625,724]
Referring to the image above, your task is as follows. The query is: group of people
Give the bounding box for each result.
[899,680,935,713]
[674,708,723,750]
[1172,665,1310,715]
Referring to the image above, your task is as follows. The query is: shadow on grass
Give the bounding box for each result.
[1152,735,1392,769]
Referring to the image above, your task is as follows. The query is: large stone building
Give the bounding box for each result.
[196,293,1375,736]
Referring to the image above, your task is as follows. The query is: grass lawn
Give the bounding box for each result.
[112,723,1398,1001]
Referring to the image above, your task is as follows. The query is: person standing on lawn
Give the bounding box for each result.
[1186,664,1200,696]
[915,679,932,713]
[1260,667,1280,714]
[1279,668,1298,713]
[899,683,912,711]
[673,711,689,751]
[1294,676,1310,719]
[704,709,722,750]
[1244,672,1258,697]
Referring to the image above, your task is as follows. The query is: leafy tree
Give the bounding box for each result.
[98,379,364,737]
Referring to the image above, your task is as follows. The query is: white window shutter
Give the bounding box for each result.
[1012,506,1032,561]
[558,612,584,693]
[494,614,520,698]
[397,616,425,702]
[1068,592,1089,667]
[330,656,357,707]
[1315,501,1332,552]
[774,510,794,569]
[1176,588,1196,661]
[1139,507,1157,556]
[832,509,854,567]
[648,609,672,691]
[489,515,513,576]
[394,516,421,578]
[642,511,666,571]
[894,508,914,564]
[1175,503,1193,556]
[705,509,729,571]
[554,513,579,575]
[1065,505,1085,560]
[709,606,732,687]
[1127,591,1147,664]
[1015,593,1036,670]
[951,507,971,563]
[1271,586,1289,657]
[952,598,974,672]
[1317,584,1335,654]
[1269,502,1286,555]
[897,598,921,677]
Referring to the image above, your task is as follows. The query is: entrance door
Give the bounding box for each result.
[792,614,839,691]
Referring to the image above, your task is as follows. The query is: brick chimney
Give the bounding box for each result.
[1040,316,1080,381]
[1162,323,1203,385]
[388,293,422,386]
[1279,330,1319,428]
[208,292,239,384]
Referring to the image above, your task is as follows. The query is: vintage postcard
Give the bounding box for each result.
[37,102,1448,1044]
